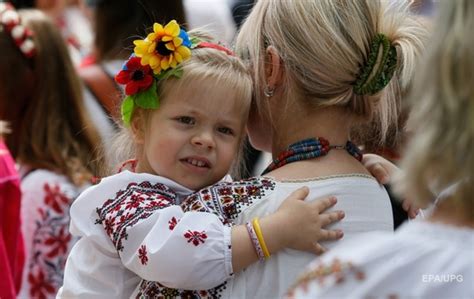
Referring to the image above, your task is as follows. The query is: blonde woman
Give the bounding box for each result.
[132,0,428,298]
[288,0,473,298]
[0,6,103,298]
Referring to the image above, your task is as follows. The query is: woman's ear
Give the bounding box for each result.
[265,46,284,89]
[130,110,146,145]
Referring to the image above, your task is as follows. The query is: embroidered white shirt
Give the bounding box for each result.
[58,171,232,299]
[19,169,87,299]
[288,220,474,299]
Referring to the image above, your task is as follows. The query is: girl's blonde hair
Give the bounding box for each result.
[236,0,428,142]
[398,0,474,217]
[0,9,103,186]
[109,42,253,178]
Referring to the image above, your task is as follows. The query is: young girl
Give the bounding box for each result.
[59,20,345,298]
[0,4,103,299]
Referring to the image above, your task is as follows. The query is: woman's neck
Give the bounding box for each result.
[271,105,353,157]
[265,104,369,179]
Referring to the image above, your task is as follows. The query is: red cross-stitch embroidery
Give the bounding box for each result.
[184,230,208,246]
[96,181,177,252]
[44,183,69,214]
[138,245,148,265]
[168,217,179,230]
[28,269,56,299]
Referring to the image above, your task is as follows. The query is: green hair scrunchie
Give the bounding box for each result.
[354,34,398,96]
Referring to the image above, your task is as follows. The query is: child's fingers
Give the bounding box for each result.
[402,198,411,212]
[312,196,337,213]
[312,242,327,255]
[319,210,345,227]
[362,153,380,166]
[287,186,310,201]
[319,229,344,241]
[408,207,420,219]
[370,163,389,184]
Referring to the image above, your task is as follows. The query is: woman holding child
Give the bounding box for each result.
[130,0,427,298]
[61,0,428,298]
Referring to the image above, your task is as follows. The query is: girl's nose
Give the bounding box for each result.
[191,131,215,149]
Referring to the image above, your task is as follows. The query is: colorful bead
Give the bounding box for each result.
[262,138,362,175]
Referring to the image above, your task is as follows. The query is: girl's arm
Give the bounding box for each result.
[99,186,343,290]
[231,187,343,272]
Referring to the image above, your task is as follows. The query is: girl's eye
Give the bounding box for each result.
[176,116,195,125]
[218,127,235,136]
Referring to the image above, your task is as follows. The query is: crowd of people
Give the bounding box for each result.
[0,0,472,298]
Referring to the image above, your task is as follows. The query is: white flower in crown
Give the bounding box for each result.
[20,39,35,55]
[11,24,25,40]
[1,9,20,26]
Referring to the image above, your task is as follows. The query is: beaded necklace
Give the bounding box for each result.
[261,137,363,175]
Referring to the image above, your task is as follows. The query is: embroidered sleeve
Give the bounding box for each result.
[181,177,276,221]
[96,181,233,290]
[132,177,277,297]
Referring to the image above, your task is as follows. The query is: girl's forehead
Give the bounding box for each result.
[163,78,247,114]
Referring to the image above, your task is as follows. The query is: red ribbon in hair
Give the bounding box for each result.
[196,42,235,56]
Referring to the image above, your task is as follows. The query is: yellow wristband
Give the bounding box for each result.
[252,218,270,259]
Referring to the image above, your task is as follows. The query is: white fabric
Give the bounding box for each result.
[223,174,393,299]
[184,0,236,44]
[58,171,233,299]
[289,220,474,299]
[19,169,87,299]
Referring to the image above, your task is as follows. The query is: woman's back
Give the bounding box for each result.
[224,175,392,298]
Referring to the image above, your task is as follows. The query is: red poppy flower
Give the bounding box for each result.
[115,56,154,95]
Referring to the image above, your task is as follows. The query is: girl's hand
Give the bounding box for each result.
[362,153,399,184]
[269,187,345,255]
[362,154,419,219]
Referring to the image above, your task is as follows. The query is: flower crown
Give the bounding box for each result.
[0,2,36,59]
[115,20,234,126]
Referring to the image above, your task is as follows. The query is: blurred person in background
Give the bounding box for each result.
[183,0,236,44]
[9,0,93,64]
[78,0,187,165]
[0,121,24,299]
[0,5,103,298]
[288,0,473,298]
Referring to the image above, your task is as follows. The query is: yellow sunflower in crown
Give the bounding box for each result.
[133,20,192,74]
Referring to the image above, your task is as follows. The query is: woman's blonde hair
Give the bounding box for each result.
[109,41,253,178]
[0,9,103,186]
[236,0,428,142]
[398,0,474,217]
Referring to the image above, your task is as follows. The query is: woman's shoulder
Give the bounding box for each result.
[181,176,278,223]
